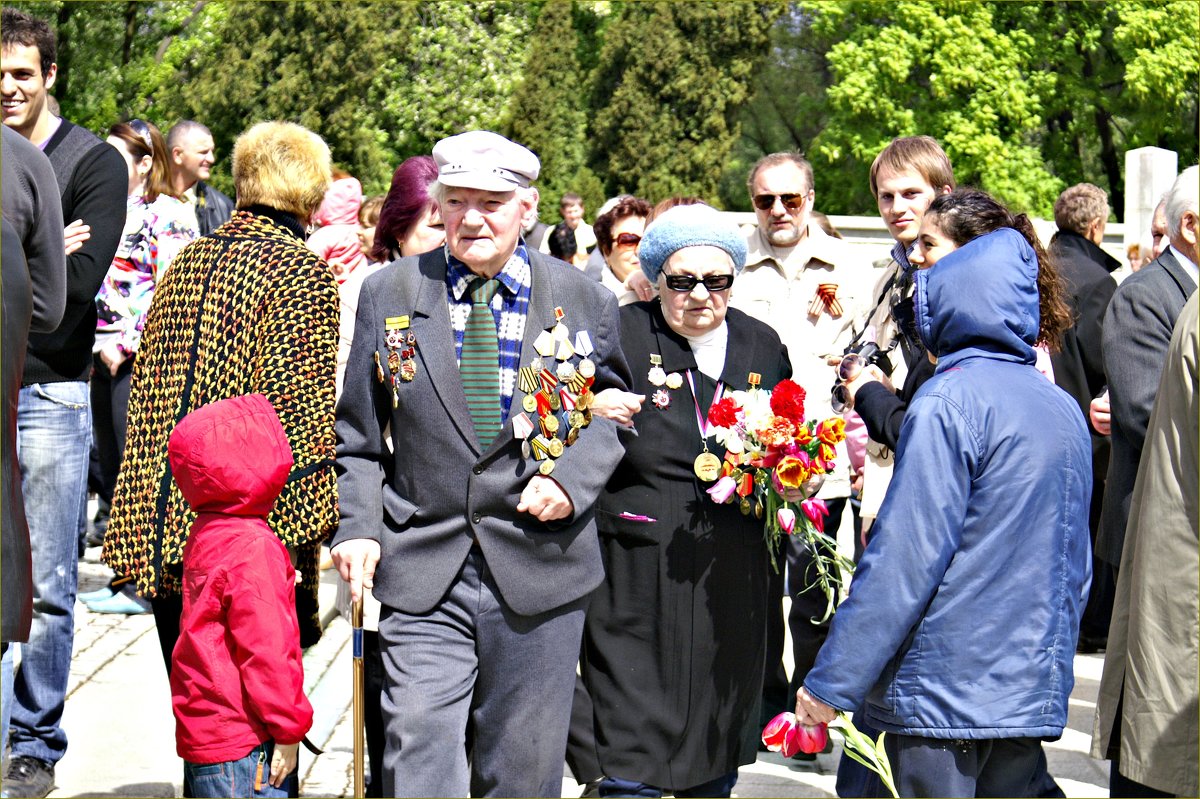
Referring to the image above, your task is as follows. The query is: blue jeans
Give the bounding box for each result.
[9,382,90,764]
[185,741,297,798]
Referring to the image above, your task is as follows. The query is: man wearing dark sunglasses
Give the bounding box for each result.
[733,152,875,751]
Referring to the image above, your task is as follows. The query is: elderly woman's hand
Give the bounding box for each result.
[590,389,645,428]
[1090,391,1111,436]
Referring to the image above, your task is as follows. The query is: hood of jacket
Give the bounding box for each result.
[915,227,1038,370]
[312,176,363,227]
[168,393,294,517]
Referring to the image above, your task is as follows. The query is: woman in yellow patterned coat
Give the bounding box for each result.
[104,121,339,659]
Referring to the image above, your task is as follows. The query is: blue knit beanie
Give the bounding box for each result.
[638,204,747,283]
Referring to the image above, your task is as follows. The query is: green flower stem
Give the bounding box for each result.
[832,712,898,798]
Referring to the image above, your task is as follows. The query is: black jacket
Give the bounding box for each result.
[1048,229,1119,419]
[195,181,234,237]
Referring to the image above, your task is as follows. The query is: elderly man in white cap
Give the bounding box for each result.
[332,130,632,797]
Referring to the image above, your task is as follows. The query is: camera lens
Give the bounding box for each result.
[831,383,849,413]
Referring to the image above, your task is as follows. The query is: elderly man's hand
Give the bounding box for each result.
[795,686,838,726]
[517,475,574,522]
[331,539,381,604]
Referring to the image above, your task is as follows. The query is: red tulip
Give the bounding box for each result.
[796,722,828,754]
[761,712,800,757]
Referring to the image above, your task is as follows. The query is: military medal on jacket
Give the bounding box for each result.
[512,307,596,476]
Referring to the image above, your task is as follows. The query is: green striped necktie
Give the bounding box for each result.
[461,277,503,448]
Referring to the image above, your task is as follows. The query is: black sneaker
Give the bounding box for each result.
[2,756,55,798]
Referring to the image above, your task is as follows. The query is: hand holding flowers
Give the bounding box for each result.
[762,710,898,798]
[704,379,853,621]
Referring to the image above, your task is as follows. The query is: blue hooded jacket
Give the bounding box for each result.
[804,228,1092,739]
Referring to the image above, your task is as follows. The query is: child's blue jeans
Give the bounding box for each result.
[184,740,298,798]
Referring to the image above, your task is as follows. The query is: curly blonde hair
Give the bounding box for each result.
[232,121,332,222]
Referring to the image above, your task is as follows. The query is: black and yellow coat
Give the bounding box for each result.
[104,207,339,644]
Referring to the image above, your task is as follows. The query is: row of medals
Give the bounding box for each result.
[514,321,597,477]
[646,354,723,485]
[650,354,766,519]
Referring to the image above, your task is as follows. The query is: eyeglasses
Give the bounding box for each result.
[128,119,153,154]
[662,273,735,293]
[614,232,641,249]
[752,193,807,212]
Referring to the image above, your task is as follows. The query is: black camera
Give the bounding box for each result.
[830,341,889,413]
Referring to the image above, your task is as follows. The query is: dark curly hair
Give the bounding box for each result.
[926,189,1072,351]
[593,196,652,257]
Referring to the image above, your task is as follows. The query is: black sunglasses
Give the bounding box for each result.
[752,193,806,212]
[663,273,735,293]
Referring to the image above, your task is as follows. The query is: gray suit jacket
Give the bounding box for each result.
[334,248,631,616]
[1097,249,1196,566]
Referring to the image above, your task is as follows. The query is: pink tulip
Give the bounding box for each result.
[801,497,828,534]
[761,712,802,757]
[706,475,737,504]
[796,722,828,754]
[777,507,796,535]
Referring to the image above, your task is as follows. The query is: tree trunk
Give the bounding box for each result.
[54,4,72,104]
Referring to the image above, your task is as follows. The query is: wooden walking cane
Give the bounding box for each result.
[352,598,366,797]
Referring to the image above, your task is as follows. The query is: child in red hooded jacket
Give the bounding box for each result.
[167,393,313,797]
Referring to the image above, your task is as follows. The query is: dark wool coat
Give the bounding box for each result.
[582,301,791,790]
[103,208,339,644]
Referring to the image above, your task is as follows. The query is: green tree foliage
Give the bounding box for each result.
[379,1,534,166]
[503,1,604,213]
[13,1,1194,216]
[9,1,224,137]
[720,4,831,210]
[157,0,406,193]
[805,1,1062,215]
[999,1,1199,217]
[733,1,1199,217]
[587,1,782,206]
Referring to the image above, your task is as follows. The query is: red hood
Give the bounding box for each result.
[168,394,294,517]
[311,177,363,227]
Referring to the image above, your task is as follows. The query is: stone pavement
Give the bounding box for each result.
[40,545,1112,798]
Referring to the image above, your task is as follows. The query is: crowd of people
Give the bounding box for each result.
[1,6,1197,799]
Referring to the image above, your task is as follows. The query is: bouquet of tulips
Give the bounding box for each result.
[704,379,854,621]
[762,711,897,798]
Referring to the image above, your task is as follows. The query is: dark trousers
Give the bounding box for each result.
[761,498,846,723]
[565,672,602,784]
[90,354,133,506]
[378,547,586,797]
[362,630,386,798]
[884,734,1046,797]
[599,771,737,798]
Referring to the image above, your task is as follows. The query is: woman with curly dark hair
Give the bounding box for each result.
[914,188,1072,350]
[837,188,1072,453]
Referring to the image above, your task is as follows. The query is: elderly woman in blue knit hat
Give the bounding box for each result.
[580,204,794,798]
